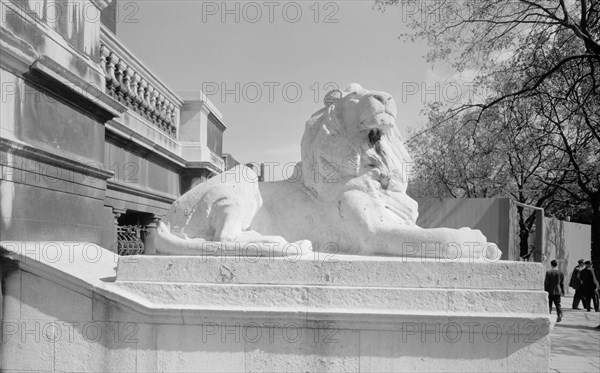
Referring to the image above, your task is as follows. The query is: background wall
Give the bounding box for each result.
[542,218,592,294]
[415,198,513,260]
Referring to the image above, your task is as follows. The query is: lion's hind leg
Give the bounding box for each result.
[147,221,211,255]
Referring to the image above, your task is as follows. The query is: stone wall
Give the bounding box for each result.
[415,198,514,260]
[1,0,124,247]
[1,0,227,250]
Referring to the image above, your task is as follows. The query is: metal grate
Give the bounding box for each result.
[117,225,145,255]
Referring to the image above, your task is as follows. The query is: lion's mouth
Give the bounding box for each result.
[368,127,388,160]
[368,128,383,146]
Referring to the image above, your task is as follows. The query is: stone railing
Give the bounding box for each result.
[99,25,181,139]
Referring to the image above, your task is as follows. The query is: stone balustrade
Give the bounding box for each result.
[99,25,181,139]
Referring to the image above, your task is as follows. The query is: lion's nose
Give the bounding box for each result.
[372,94,389,104]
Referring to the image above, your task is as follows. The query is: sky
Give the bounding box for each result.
[117,0,450,174]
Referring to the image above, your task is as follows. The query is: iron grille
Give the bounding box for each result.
[117,225,145,255]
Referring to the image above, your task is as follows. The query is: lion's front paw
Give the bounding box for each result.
[483,243,502,261]
[456,227,486,245]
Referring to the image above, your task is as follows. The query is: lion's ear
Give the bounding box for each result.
[324,89,343,107]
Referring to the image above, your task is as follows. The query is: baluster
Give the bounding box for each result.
[170,103,178,138]
[106,53,120,91]
[155,94,162,123]
[149,87,158,121]
[165,102,174,125]
[131,73,142,109]
[139,79,149,112]
[99,44,110,78]
[115,59,128,99]
[120,62,131,98]
[124,67,136,103]
[146,86,154,114]
[157,94,166,122]
[171,104,178,125]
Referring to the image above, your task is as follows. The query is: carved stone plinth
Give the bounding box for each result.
[114,253,551,372]
[1,242,551,372]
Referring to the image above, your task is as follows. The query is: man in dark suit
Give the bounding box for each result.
[544,259,564,322]
[580,260,599,312]
[569,259,585,309]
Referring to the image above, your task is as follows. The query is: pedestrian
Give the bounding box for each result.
[580,260,600,312]
[569,259,585,309]
[544,259,564,322]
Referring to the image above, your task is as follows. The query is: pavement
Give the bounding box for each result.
[549,294,600,373]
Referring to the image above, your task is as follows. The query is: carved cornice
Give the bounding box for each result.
[105,123,186,172]
[184,160,224,175]
[208,112,227,132]
[0,137,114,181]
[105,123,225,175]
[25,56,127,122]
[0,26,39,75]
[106,180,176,205]
[179,91,226,129]
[1,24,126,123]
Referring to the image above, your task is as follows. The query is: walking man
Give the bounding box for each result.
[580,260,599,312]
[544,259,564,322]
[569,259,585,309]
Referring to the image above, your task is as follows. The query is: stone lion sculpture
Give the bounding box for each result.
[146,83,501,261]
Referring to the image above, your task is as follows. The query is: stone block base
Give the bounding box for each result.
[1,242,551,372]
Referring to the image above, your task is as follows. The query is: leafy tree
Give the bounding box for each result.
[379,0,599,267]
[407,96,573,259]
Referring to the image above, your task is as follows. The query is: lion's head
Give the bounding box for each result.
[299,83,412,199]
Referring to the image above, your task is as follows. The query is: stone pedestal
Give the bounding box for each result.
[114,254,551,372]
[0,241,551,372]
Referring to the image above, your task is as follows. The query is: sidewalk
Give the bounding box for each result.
[549,295,600,373]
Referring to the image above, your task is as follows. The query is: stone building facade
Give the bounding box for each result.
[1,0,228,252]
